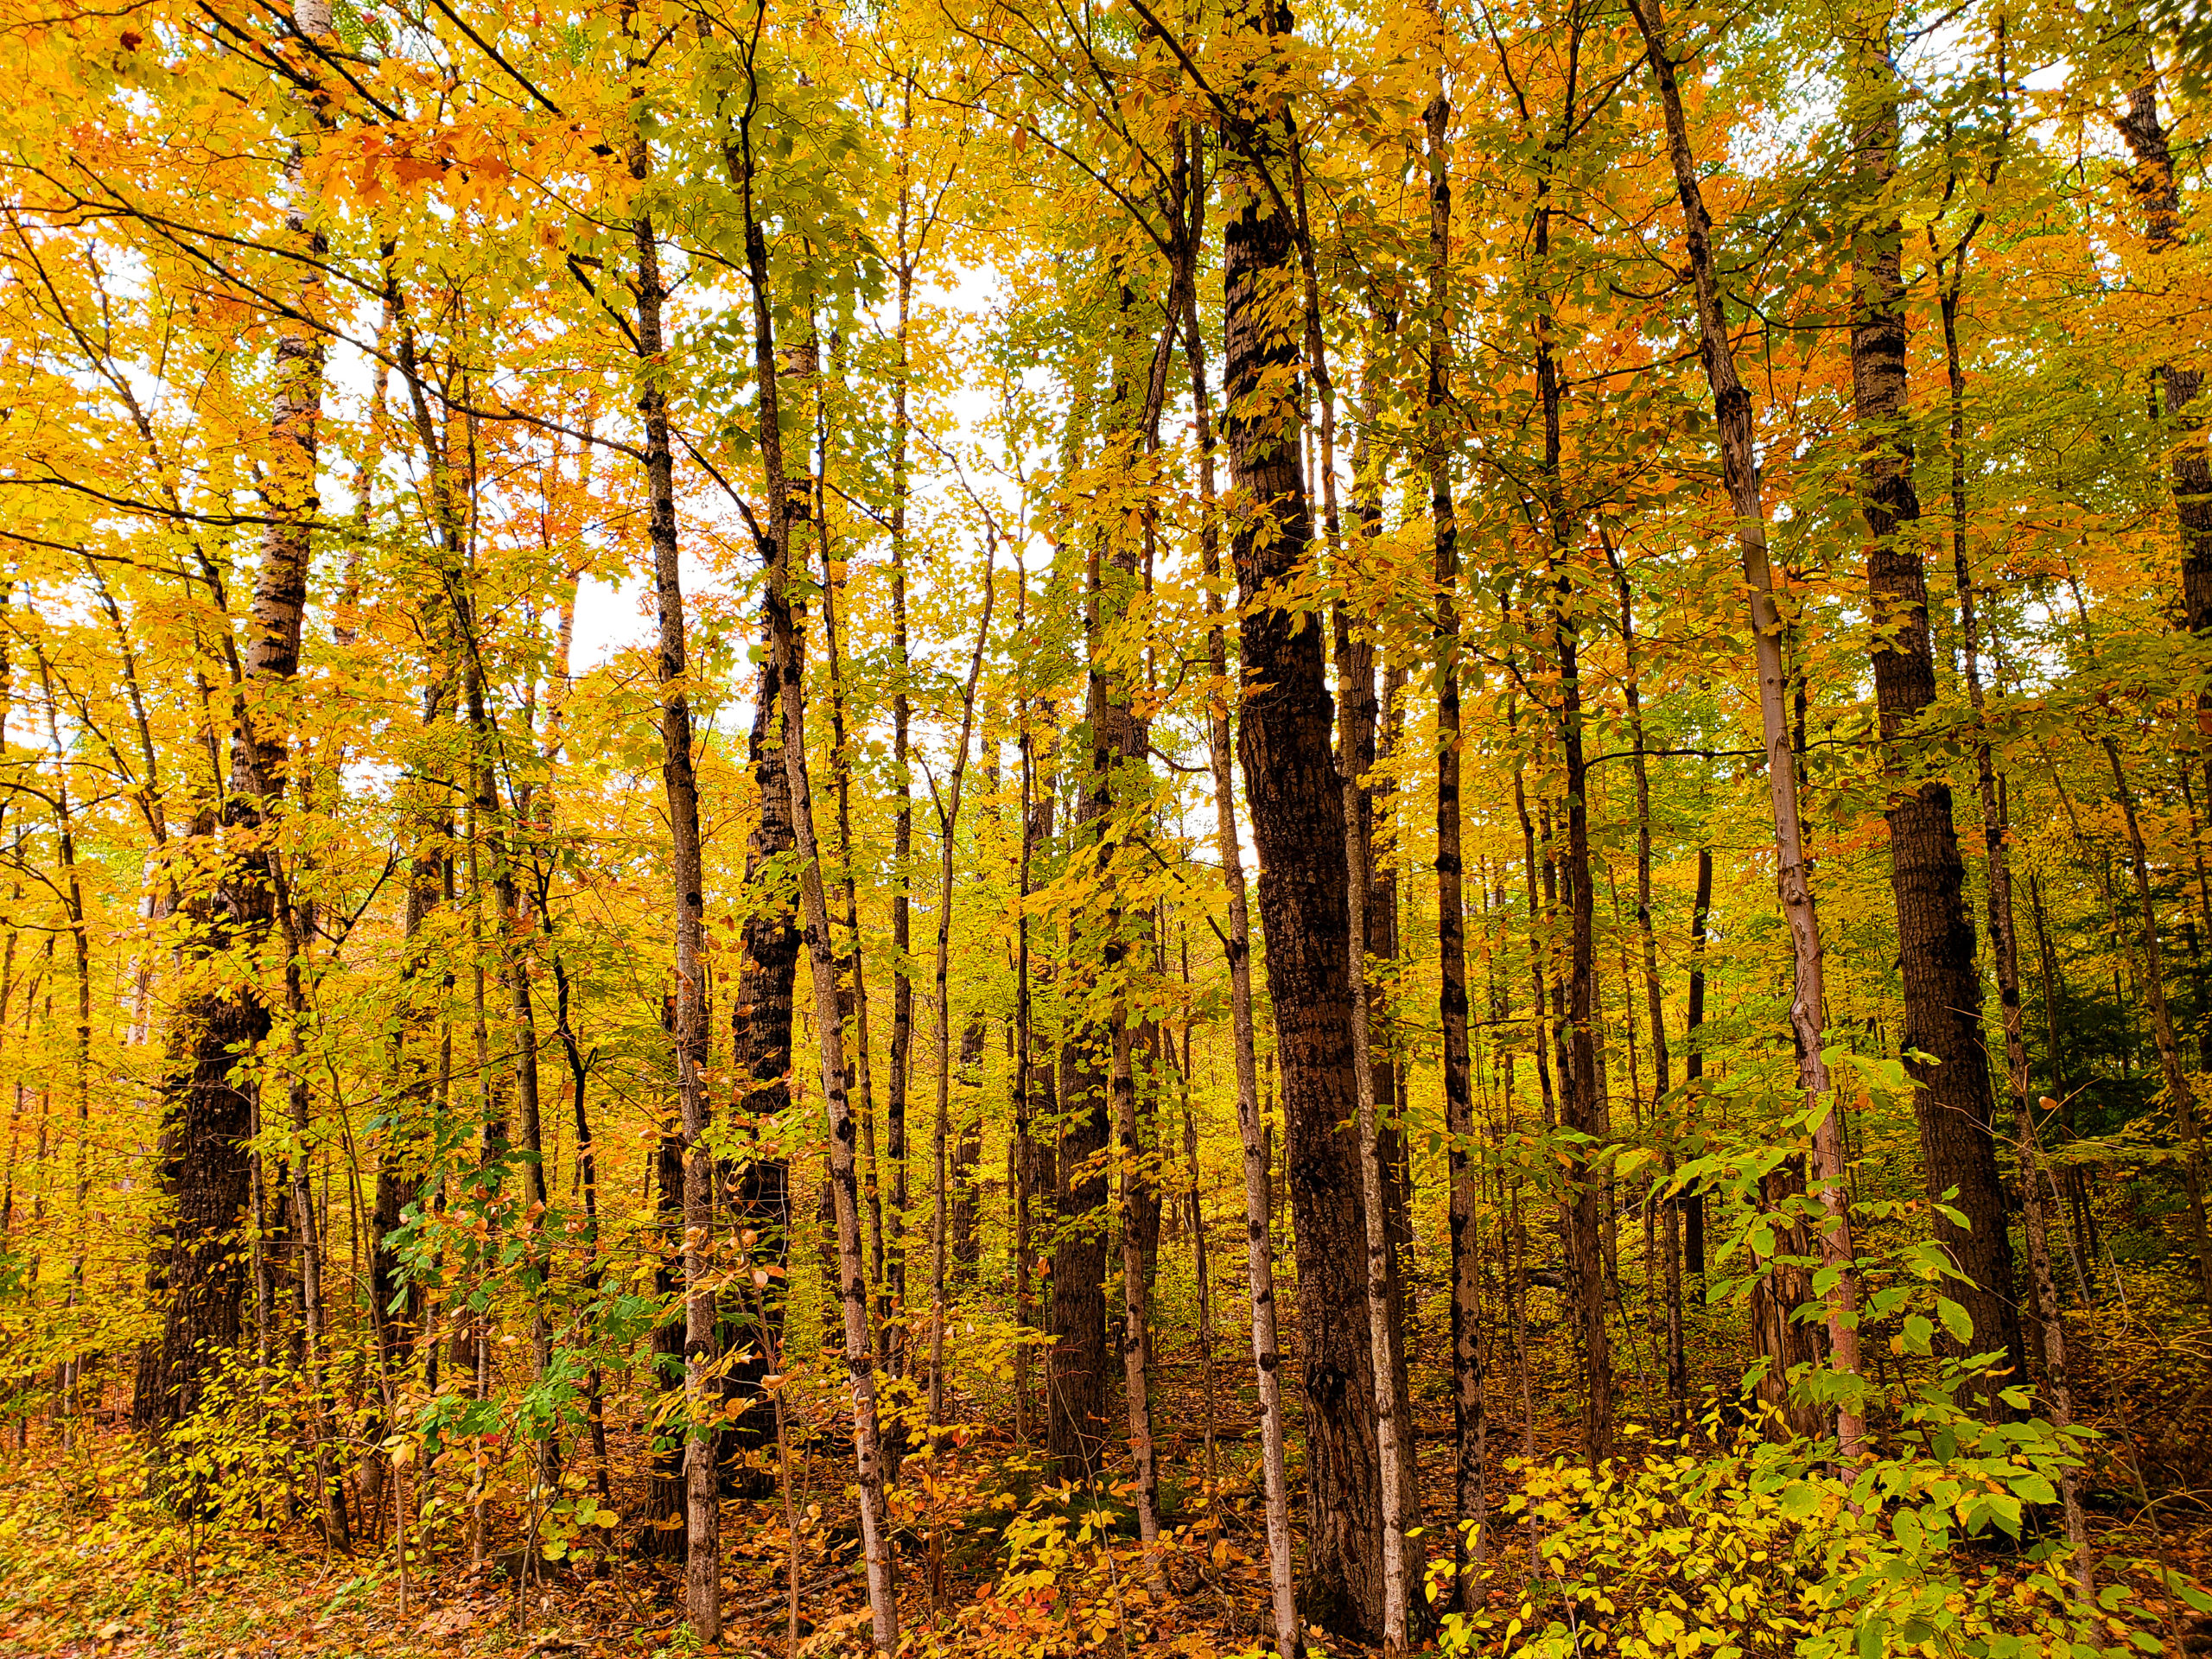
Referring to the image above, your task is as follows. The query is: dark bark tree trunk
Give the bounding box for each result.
[1187,279,1301,1659]
[1551,613,1613,1463]
[818,480,886,1365]
[2113,78,2212,807]
[631,168,719,1634]
[887,174,917,1391]
[1934,213,2092,1580]
[1429,61,1484,1599]
[1336,536,1417,1523]
[722,588,800,1496]
[135,0,331,1446]
[1747,1158,1827,1439]
[734,84,899,1647]
[1013,570,1052,1440]
[1851,31,2023,1404]
[2099,735,2212,1295]
[1683,846,1713,1280]
[952,1016,985,1278]
[1515,0,1614,1470]
[1045,496,1118,1478]
[928,560,995,1437]
[1222,33,1383,1634]
[1603,533,1686,1432]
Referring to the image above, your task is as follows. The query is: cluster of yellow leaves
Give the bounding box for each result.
[1436,1447,2192,1659]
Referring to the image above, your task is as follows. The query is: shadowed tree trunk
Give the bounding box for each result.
[952,1015,985,1278]
[1045,374,1122,1477]
[1222,20,1384,1632]
[1426,54,1485,1608]
[632,141,719,1633]
[134,0,332,1447]
[739,81,899,1637]
[721,576,800,1496]
[1850,25,2022,1403]
[886,131,918,1390]
[1186,277,1300,1659]
[2113,76,2212,808]
[1683,845,1713,1280]
[1629,0,1866,1454]
[1604,531,1687,1431]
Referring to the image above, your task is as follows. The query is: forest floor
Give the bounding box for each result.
[6,1279,2212,1657]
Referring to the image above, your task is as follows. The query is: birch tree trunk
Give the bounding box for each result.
[1344,686,1407,1652]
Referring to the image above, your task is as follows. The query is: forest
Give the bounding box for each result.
[3,0,2212,1651]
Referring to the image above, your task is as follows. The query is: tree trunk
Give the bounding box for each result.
[1344,654,1408,1651]
[721,327,822,1495]
[1222,43,1383,1632]
[2101,738,2212,1295]
[1851,32,2023,1404]
[628,151,719,1635]
[2113,78,2212,810]
[1338,533,1417,1522]
[1604,534,1687,1432]
[952,1016,985,1278]
[1052,278,1155,1485]
[1188,283,1301,1659]
[1547,557,1613,1468]
[736,94,899,1652]
[1629,0,1866,1455]
[887,170,918,1392]
[723,603,801,1496]
[1014,561,1052,1442]
[133,0,330,1449]
[1684,846,1713,1281]
[1426,64,1484,1604]
[929,559,995,1431]
[819,499,886,1365]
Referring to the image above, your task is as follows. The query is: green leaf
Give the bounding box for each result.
[1937,1297,1974,1345]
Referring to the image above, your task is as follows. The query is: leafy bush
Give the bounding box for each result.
[1436,1432,2200,1659]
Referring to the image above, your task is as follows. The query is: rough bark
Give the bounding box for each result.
[723,614,799,1494]
[1222,35,1383,1632]
[134,0,331,1444]
[1427,62,1485,1605]
[2113,79,2212,804]
[1344,651,1408,1651]
[1851,32,2022,1402]
[629,158,718,1634]
[1188,283,1300,1659]
[1604,533,1686,1432]
[1336,540,1416,1517]
[952,1016,985,1277]
[721,327,820,1494]
[737,92,899,1651]
[1683,846,1713,1280]
[1628,0,1865,1454]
